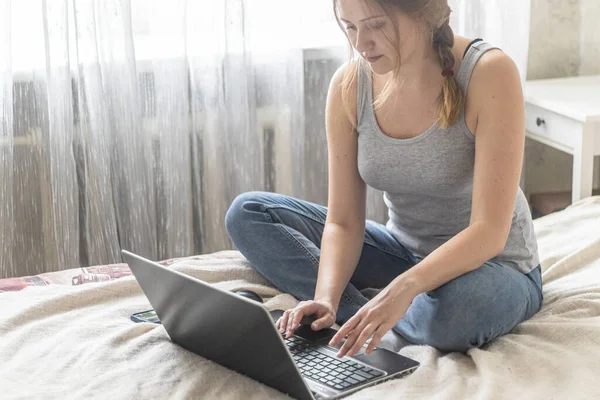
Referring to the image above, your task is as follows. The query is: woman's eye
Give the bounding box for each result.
[344,25,356,32]
[368,23,386,30]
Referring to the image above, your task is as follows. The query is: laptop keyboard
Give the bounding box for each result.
[284,335,384,392]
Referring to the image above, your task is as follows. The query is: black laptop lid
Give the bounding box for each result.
[122,250,314,400]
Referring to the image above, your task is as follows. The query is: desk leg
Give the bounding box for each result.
[572,122,595,204]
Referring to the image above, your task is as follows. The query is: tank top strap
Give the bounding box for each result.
[456,40,501,94]
[356,57,370,129]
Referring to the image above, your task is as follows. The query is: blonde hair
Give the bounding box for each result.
[333,0,464,130]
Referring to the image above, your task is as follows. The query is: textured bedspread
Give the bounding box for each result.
[1,197,600,399]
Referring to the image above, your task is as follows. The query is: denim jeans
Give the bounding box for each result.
[225,191,544,353]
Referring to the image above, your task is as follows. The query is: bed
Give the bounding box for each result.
[1,196,600,399]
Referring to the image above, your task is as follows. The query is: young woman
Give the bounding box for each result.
[225,0,543,356]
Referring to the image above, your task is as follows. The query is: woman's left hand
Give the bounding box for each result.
[328,279,417,357]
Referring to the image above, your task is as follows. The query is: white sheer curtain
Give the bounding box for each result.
[0,0,343,278]
[0,0,530,279]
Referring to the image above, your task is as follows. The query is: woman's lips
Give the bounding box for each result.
[366,55,383,62]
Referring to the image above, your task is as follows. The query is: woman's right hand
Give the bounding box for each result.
[276,299,337,338]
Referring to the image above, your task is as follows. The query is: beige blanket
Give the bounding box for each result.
[2,197,600,399]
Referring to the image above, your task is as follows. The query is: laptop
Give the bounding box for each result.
[122,250,419,399]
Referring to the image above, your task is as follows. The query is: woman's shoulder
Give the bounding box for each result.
[328,60,360,126]
[329,60,360,100]
[465,41,522,108]
[463,42,523,135]
[466,39,519,89]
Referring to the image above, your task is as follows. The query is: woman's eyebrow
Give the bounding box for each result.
[340,15,386,24]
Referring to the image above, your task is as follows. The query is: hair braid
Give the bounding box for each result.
[432,20,464,128]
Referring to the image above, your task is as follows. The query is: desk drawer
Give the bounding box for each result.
[525,103,582,153]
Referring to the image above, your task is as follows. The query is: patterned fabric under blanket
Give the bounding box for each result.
[0,256,190,293]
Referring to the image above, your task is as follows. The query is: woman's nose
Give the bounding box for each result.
[355,30,373,53]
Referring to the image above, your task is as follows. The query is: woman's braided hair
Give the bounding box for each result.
[432,16,464,127]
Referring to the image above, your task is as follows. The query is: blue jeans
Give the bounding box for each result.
[225,191,543,353]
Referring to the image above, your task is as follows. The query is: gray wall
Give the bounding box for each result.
[580,0,600,76]
[525,0,600,195]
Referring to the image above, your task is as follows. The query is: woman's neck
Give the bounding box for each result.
[381,37,455,89]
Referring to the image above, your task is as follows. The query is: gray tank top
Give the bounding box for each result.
[356,40,540,274]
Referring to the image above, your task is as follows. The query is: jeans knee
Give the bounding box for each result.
[418,321,473,353]
[226,192,255,235]
[399,293,487,353]
[225,191,276,238]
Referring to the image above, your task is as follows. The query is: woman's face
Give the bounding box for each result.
[337,0,425,75]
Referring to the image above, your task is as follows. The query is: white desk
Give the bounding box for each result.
[524,75,600,203]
